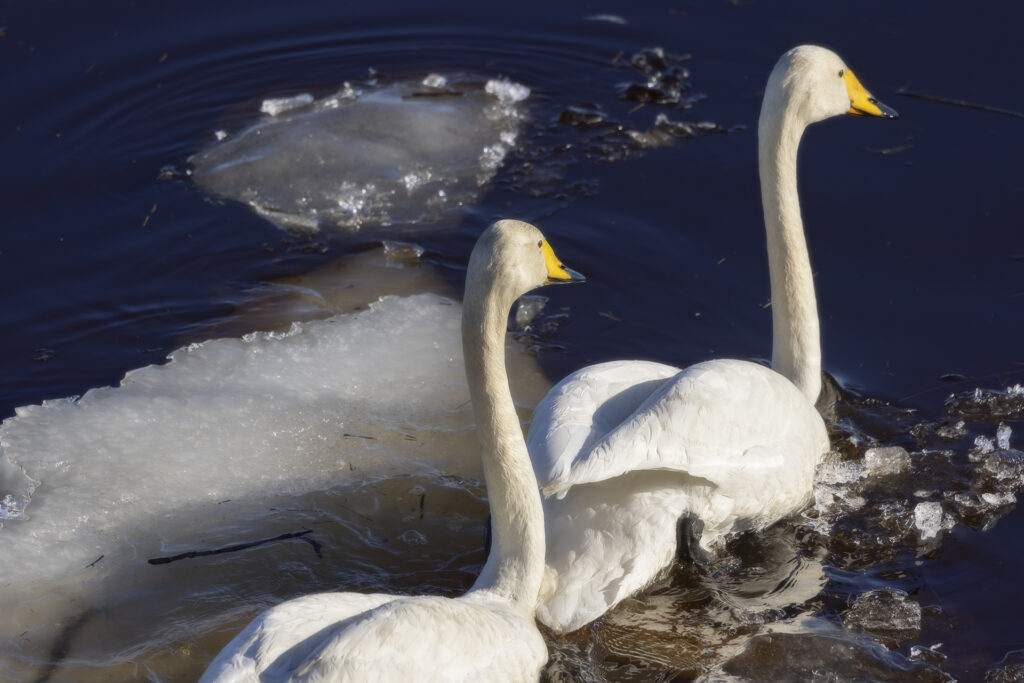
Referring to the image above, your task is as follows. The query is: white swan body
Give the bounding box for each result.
[529,45,898,634]
[200,220,584,682]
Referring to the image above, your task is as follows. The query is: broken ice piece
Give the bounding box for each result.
[842,588,922,642]
[514,295,549,331]
[997,422,1012,450]
[864,446,911,477]
[260,93,315,117]
[913,501,954,540]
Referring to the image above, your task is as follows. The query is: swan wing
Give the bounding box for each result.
[285,595,546,682]
[527,360,681,486]
[549,359,828,496]
[200,592,398,682]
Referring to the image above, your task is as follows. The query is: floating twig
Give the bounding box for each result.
[148,529,320,565]
[895,87,1024,119]
[865,144,913,155]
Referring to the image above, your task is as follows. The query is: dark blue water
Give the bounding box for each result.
[2,0,1023,680]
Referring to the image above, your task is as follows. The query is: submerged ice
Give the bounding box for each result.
[189,75,529,232]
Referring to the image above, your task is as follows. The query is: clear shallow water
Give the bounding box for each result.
[2,0,1023,680]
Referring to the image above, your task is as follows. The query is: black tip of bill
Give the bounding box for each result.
[872,98,900,119]
[547,266,586,285]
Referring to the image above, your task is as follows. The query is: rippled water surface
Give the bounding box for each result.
[2,1,1023,680]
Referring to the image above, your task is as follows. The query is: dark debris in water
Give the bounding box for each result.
[551,47,732,162]
[499,46,736,207]
[618,48,705,111]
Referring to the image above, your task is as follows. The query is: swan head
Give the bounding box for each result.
[764,45,898,127]
[468,220,585,302]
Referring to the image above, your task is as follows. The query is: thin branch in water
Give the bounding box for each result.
[865,144,913,155]
[148,529,320,565]
[895,87,1024,119]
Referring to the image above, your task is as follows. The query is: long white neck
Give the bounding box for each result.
[461,275,545,611]
[758,92,822,404]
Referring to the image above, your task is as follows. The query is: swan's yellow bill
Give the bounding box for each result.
[843,69,899,118]
[542,240,585,284]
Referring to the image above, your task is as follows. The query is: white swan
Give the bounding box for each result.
[528,45,899,633]
[199,220,584,682]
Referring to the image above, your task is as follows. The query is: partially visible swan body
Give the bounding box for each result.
[199,220,584,682]
[529,45,898,634]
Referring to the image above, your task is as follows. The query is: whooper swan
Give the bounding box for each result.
[199,219,584,682]
[528,45,898,634]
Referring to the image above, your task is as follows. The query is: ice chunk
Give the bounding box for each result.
[401,169,433,192]
[914,501,954,540]
[514,294,548,331]
[973,434,996,457]
[987,649,1024,682]
[976,449,1024,485]
[982,491,1016,506]
[0,493,23,519]
[946,385,1024,420]
[997,422,1012,450]
[842,588,922,642]
[190,76,528,232]
[909,643,947,666]
[260,93,315,116]
[422,73,447,88]
[813,458,867,514]
[864,446,911,477]
[935,420,966,440]
[484,78,530,104]
[381,240,425,267]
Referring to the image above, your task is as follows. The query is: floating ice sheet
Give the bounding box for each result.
[0,290,550,674]
[189,75,529,232]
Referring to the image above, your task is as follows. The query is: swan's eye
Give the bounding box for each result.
[838,69,845,78]
[537,240,543,248]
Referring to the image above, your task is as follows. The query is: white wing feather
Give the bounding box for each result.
[527,360,681,486]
